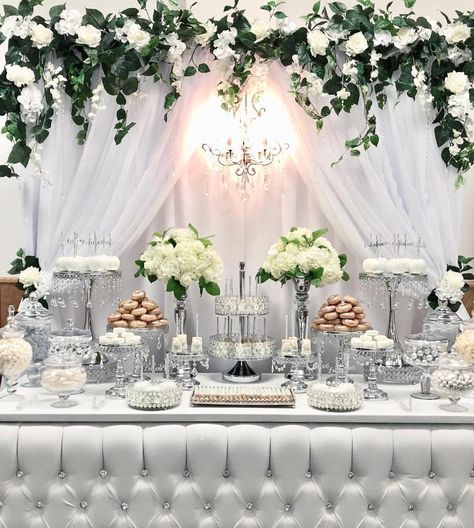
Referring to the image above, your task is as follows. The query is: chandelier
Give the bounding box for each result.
[202,90,289,201]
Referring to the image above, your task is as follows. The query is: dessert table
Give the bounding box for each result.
[1,374,474,528]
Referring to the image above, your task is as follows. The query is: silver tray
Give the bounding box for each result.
[190,386,295,407]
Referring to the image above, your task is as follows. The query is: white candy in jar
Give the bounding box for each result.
[41,366,86,392]
[455,331,474,364]
[0,333,33,377]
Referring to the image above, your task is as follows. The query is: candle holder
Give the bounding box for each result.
[350,346,389,400]
[167,350,209,390]
[272,350,318,393]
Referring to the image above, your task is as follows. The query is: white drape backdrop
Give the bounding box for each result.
[21,59,462,356]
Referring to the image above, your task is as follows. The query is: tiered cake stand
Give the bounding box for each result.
[51,270,122,339]
[166,350,209,390]
[208,262,274,383]
[359,272,427,383]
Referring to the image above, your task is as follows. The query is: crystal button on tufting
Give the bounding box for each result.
[16,470,23,478]
[35,501,43,509]
[428,471,435,479]
[326,502,333,510]
[223,470,230,478]
[408,504,415,511]
[348,471,354,479]
[163,502,170,510]
[388,471,395,479]
[266,470,272,478]
[284,504,291,512]
[204,503,211,511]
[305,471,312,479]
[99,470,107,478]
[58,470,66,479]
[447,504,454,511]
[140,469,148,478]
[183,470,190,478]
[368,504,374,511]
[246,502,253,510]
[80,501,87,510]
[121,503,128,511]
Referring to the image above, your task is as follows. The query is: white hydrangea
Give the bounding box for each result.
[213,28,238,60]
[43,63,66,112]
[342,59,358,78]
[261,228,344,286]
[17,84,44,123]
[448,47,472,67]
[444,22,471,45]
[55,9,82,36]
[18,266,41,288]
[140,226,223,290]
[0,15,31,39]
[5,64,35,87]
[115,19,150,50]
[164,32,186,61]
[373,30,392,47]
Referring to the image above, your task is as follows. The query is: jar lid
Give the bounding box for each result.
[15,292,51,323]
[44,354,82,368]
[405,333,449,344]
[0,305,25,339]
[424,305,463,326]
[438,353,472,369]
[51,319,91,340]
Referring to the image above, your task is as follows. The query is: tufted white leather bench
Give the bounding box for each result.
[1,423,473,527]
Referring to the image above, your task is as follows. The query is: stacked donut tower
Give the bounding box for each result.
[108,290,168,329]
[312,294,372,333]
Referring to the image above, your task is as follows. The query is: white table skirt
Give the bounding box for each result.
[1,374,474,527]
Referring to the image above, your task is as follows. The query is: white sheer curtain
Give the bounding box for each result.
[22,60,462,347]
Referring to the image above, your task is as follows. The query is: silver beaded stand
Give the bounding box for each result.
[272,351,318,394]
[166,350,209,390]
[351,346,389,400]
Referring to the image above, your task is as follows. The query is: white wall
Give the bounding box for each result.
[0,0,473,274]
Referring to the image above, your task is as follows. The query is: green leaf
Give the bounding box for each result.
[198,63,211,73]
[3,4,18,16]
[323,77,342,95]
[121,7,139,17]
[338,253,348,267]
[204,281,220,296]
[166,277,187,300]
[8,143,31,168]
[122,77,139,95]
[274,11,287,19]
[404,0,416,8]
[102,76,120,96]
[49,3,65,18]
[328,2,346,15]
[312,2,321,13]
[184,66,197,77]
[312,228,328,240]
[85,8,105,27]
[342,271,350,281]
[434,125,450,147]
[188,223,198,237]
[0,165,16,178]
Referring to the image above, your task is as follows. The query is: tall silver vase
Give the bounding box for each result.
[293,277,311,348]
[174,293,188,334]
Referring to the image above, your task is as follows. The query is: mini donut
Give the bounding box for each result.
[107,313,121,322]
[131,307,147,316]
[132,289,146,301]
[334,325,349,332]
[149,308,162,316]
[353,306,364,314]
[112,320,129,328]
[119,300,126,308]
[319,323,335,332]
[358,324,369,332]
[340,311,356,319]
[332,318,342,325]
[327,295,342,305]
[141,314,158,322]
[314,318,325,325]
[130,320,147,328]
[121,314,136,321]
[142,300,157,311]
[324,312,339,321]
[123,300,139,311]
[157,313,165,320]
[342,319,359,327]
[343,295,358,305]
[320,303,328,310]
[336,303,353,314]
[355,313,365,320]
[118,307,129,314]
[321,305,336,314]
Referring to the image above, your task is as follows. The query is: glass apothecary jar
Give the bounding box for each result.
[403,334,448,400]
[423,300,462,351]
[431,354,474,412]
[40,354,87,408]
[14,292,52,387]
[50,319,92,359]
[0,306,33,401]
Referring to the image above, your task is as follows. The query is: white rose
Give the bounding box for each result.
[1,16,20,38]
[127,24,150,50]
[18,84,44,123]
[344,31,368,56]
[76,24,101,48]
[213,28,237,60]
[445,71,470,94]
[393,27,417,50]
[445,22,471,45]
[417,27,432,41]
[195,20,216,46]
[373,30,392,47]
[307,29,329,56]
[251,18,271,43]
[5,64,35,87]
[29,22,53,49]
[443,270,465,290]
[18,266,41,288]
[55,9,82,36]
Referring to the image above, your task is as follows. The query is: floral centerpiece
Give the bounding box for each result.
[136,224,223,333]
[256,227,349,287]
[8,248,51,308]
[427,256,472,312]
[257,227,348,349]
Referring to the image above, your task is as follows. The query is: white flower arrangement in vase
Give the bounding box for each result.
[136,224,223,335]
[257,227,348,349]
